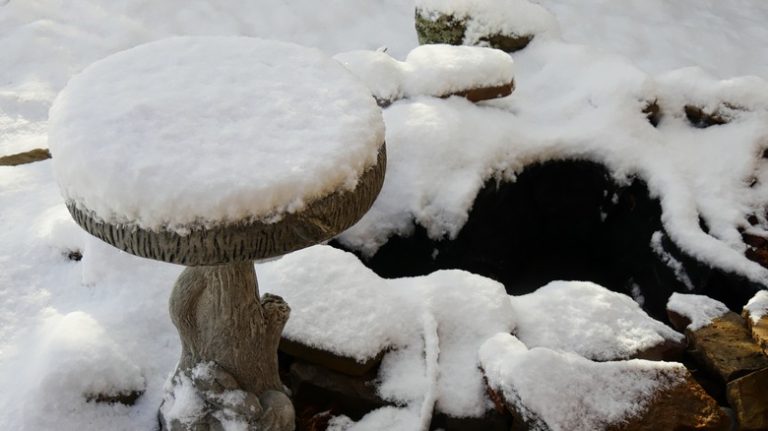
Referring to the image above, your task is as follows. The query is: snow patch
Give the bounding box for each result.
[744,290,768,323]
[510,281,684,360]
[667,293,731,330]
[415,0,560,45]
[49,36,384,232]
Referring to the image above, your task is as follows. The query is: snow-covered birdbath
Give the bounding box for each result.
[47,36,386,430]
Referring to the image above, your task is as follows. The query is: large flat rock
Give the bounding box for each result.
[726,368,768,431]
[687,312,768,384]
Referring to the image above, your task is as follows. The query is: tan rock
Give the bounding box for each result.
[609,374,730,431]
[742,309,768,357]
[0,148,51,166]
[726,368,768,431]
[687,312,768,383]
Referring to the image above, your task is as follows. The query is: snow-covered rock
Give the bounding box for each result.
[479,333,687,430]
[415,0,560,49]
[260,245,515,422]
[666,293,730,331]
[744,290,768,324]
[511,281,684,361]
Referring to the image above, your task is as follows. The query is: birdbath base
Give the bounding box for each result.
[159,262,295,431]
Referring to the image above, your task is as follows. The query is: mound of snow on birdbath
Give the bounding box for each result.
[511,281,684,360]
[48,36,383,233]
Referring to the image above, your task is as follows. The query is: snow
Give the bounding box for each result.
[3,1,768,430]
[338,41,768,286]
[479,333,686,431]
[744,290,768,323]
[49,36,384,232]
[0,0,415,158]
[667,293,731,330]
[510,281,684,361]
[537,0,768,79]
[260,245,515,420]
[403,44,514,97]
[335,44,514,103]
[415,0,560,46]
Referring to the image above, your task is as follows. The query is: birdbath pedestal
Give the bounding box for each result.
[48,37,386,431]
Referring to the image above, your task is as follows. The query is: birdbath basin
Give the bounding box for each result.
[48,36,386,430]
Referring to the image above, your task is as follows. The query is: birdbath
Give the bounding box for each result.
[48,36,386,430]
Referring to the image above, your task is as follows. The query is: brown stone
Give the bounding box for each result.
[746,246,768,268]
[743,309,768,357]
[86,389,144,406]
[279,338,384,377]
[684,105,729,128]
[631,337,686,362]
[687,312,768,384]
[0,148,51,166]
[446,81,515,103]
[668,308,693,332]
[642,99,661,127]
[289,360,388,421]
[726,368,768,431]
[609,374,730,431]
[742,232,768,249]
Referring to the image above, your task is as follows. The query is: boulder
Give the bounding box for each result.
[726,368,768,431]
[608,374,731,431]
[279,338,384,377]
[686,312,768,384]
[0,148,51,166]
[415,12,533,52]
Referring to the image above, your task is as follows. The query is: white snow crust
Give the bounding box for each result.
[403,44,514,97]
[744,290,768,323]
[49,36,384,232]
[260,245,515,420]
[510,281,684,361]
[667,293,731,330]
[335,44,514,103]
[415,0,560,45]
[479,333,686,431]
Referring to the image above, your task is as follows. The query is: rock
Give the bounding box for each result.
[743,292,768,356]
[642,99,661,127]
[726,368,768,431]
[279,338,383,377]
[86,390,144,406]
[686,312,768,384]
[684,105,730,128]
[667,307,693,332]
[415,12,466,46]
[447,81,515,103]
[632,337,686,362]
[289,360,388,421]
[414,12,533,52]
[0,148,51,166]
[608,374,730,431]
[743,311,768,357]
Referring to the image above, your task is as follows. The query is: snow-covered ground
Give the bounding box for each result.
[3,0,768,430]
